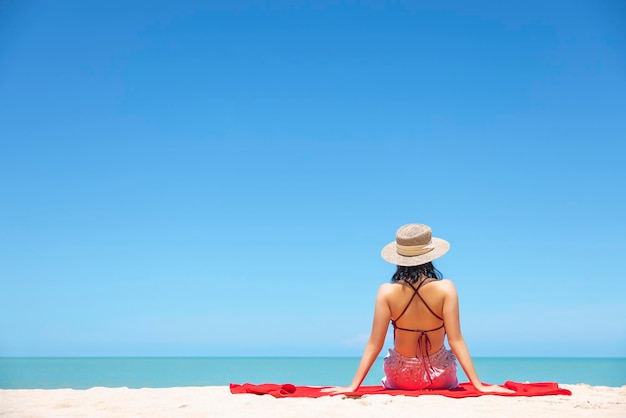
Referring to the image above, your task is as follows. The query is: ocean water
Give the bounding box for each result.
[0,357,624,389]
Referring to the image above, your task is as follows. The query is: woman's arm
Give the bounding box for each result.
[322,284,392,393]
[442,280,512,393]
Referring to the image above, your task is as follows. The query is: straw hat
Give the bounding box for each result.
[381,224,450,266]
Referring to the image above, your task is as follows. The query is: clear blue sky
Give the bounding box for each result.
[1,1,624,358]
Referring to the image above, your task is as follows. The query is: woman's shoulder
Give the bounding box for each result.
[378,282,397,294]
[432,278,457,295]
[377,282,406,299]
[378,279,457,293]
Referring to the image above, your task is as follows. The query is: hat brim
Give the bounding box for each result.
[381,237,450,266]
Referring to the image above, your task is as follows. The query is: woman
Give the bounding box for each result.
[324,224,511,394]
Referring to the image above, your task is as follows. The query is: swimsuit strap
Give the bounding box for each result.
[391,282,422,325]
[391,278,446,377]
[392,278,442,326]
[413,282,444,321]
[393,323,445,333]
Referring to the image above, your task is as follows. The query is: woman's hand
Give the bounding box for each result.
[475,383,515,394]
[320,385,358,394]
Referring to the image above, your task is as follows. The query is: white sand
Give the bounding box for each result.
[1,384,624,418]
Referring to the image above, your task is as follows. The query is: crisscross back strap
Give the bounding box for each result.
[390,278,446,382]
[392,278,442,325]
[414,283,443,321]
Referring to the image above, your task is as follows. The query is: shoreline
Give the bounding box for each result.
[1,384,624,417]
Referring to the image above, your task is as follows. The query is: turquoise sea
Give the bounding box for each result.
[1,357,624,389]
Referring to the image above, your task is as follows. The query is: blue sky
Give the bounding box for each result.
[1,0,625,358]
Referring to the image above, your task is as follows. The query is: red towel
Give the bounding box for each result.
[230,381,572,398]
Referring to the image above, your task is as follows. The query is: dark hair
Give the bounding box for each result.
[391,262,442,284]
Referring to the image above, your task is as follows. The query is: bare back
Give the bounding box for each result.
[384,278,448,357]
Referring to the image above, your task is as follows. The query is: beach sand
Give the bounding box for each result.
[1,384,624,417]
